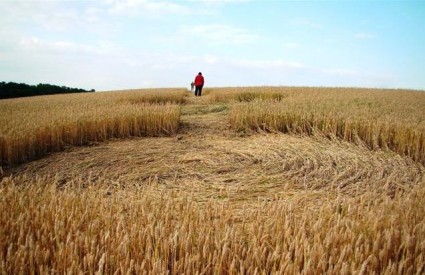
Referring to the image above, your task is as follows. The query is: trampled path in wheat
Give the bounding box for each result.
[4,96,423,206]
[179,96,231,137]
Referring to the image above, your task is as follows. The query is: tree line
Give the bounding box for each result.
[0,82,95,99]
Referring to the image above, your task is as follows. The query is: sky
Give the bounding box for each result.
[0,0,424,91]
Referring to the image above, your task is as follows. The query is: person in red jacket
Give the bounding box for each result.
[194,72,204,97]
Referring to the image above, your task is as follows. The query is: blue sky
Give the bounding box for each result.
[1,0,424,91]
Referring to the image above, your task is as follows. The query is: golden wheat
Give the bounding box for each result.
[225,87,425,164]
[0,89,185,166]
[1,86,425,274]
[109,88,188,105]
[1,176,424,274]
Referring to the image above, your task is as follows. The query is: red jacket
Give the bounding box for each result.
[194,74,204,86]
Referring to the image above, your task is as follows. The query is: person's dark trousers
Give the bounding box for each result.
[195,85,203,96]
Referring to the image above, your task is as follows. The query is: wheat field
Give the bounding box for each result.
[1,87,425,274]
[1,176,424,274]
[0,89,185,166]
[227,87,425,164]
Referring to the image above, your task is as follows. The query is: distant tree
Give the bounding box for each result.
[0,82,95,99]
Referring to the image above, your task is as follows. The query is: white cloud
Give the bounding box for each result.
[108,0,190,14]
[229,58,305,69]
[19,36,116,56]
[193,0,250,4]
[355,32,375,40]
[324,38,339,44]
[0,1,116,35]
[283,42,300,49]
[322,68,359,77]
[1,1,422,91]
[318,67,395,88]
[179,24,259,44]
[204,54,219,64]
[290,18,324,29]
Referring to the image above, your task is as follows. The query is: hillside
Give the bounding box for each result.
[1,87,425,274]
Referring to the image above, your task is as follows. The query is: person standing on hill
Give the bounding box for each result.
[194,72,204,97]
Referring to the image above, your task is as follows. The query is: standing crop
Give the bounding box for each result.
[0,89,185,166]
[227,87,425,164]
